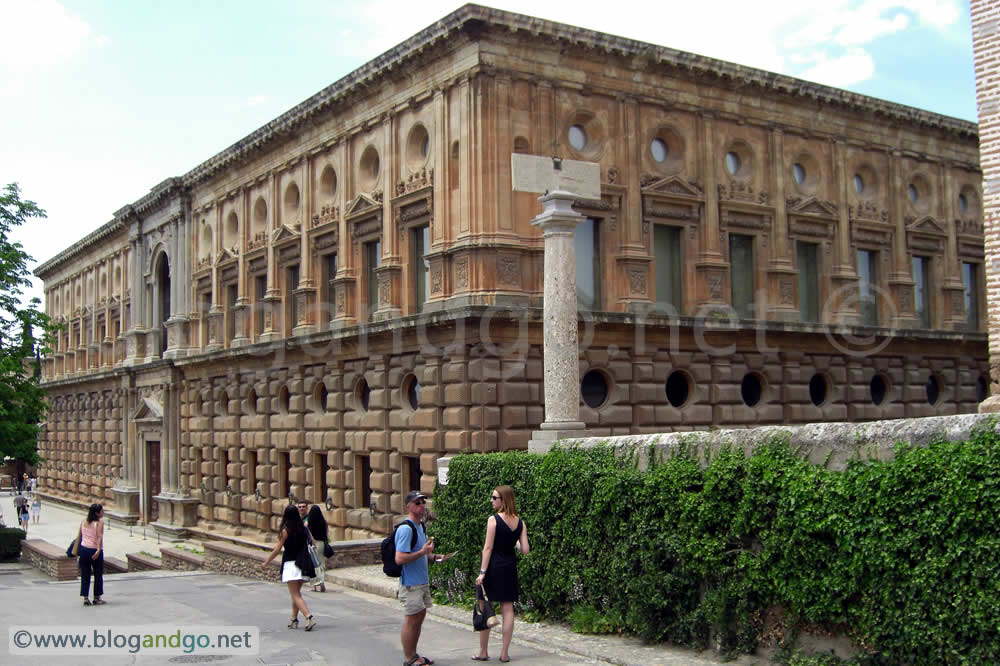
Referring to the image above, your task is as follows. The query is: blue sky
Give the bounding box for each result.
[0,0,977,306]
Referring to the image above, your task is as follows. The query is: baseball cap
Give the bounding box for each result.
[405,490,427,505]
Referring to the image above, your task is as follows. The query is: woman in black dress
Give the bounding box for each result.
[473,485,530,663]
[306,505,329,592]
[262,504,317,631]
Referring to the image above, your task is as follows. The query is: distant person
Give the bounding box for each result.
[79,503,106,606]
[473,485,530,663]
[262,504,316,631]
[19,502,30,534]
[31,497,41,524]
[13,493,27,531]
[397,490,438,666]
[306,505,329,592]
[29,476,37,497]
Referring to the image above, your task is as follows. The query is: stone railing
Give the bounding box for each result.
[126,552,163,572]
[203,541,280,582]
[328,539,381,568]
[161,547,206,571]
[21,539,78,581]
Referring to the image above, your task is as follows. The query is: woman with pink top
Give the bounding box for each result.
[78,503,106,606]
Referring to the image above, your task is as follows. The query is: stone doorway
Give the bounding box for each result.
[145,440,161,523]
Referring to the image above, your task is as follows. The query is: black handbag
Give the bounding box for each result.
[323,542,333,558]
[472,584,500,631]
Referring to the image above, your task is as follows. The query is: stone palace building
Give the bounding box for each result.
[35,5,987,541]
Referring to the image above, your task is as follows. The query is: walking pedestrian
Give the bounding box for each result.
[396,490,437,666]
[79,503,106,606]
[262,504,317,631]
[306,505,329,592]
[31,496,41,524]
[473,485,531,663]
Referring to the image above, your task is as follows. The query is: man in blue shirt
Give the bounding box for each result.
[396,490,436,666]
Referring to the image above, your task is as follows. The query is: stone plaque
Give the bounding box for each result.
[511,154,601,200]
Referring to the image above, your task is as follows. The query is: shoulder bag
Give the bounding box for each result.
[472,584,500,631]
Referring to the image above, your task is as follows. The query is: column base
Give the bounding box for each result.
[109,487,141,526]
[529,425,590,453]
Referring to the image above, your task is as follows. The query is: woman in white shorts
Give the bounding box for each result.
[262,504,317,631]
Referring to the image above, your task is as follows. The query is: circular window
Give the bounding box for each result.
[580,370,609,409]
[958,193,968,214]
[665,371,690,408]
[650,138,668,163]
[247,388,258,416]
[406,124,430,168]
[359,146,381,190]
[568,124,587,151]
[870,374,887,406]
[278,385,291,415]
[740,373,763,407]
[926,375,940,405]
[403,374,420,411]
[977,375,988,403]
[220,390,230,416]
[314,382,328,413]
[793,163,806,185]
[357,377,371,412]
[908,184,919,203]
[725,151,742,175]
[320,165,337,197]
[808,374,827,406]
[853,174,865,194]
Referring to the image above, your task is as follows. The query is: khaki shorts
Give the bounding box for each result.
[398,583,432,615]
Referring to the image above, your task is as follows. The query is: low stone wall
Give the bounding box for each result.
[204,541,280,582]
[22,539,78,581]
[126,552,163,572]
[328,539,381,568]
[554,414,999,470]
[162,547,206,571]
[104,556,128,573]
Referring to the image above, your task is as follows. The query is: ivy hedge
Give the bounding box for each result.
[428,424,1000,664]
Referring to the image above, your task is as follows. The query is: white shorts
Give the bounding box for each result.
[281,561,306,582]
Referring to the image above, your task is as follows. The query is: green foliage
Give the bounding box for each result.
[0,526,26,560]
[431,427,1000,663]
[0,183,53,467]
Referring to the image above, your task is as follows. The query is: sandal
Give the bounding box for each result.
[472,656,490,661]
[404,658,431,666]
[82,598,92,606]
[418,655,434,665]
[93,599,106,605]
[304,615,316,632]
[287,618,298,629]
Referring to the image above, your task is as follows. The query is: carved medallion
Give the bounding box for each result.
[498,255,520,287]
[628,268,647,295]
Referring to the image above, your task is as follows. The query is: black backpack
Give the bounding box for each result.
[381,519,419,577]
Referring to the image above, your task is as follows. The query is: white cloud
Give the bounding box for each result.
[0,0,105,67]
[245,95,270,108]
[798,48,876,88]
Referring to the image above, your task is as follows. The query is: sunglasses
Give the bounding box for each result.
[491,495,500,501]
[414,499,426,505]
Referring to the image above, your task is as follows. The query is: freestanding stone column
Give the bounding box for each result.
[972,1,1000,412]
[529,191,587,451]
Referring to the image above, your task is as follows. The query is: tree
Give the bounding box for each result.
[0,183,53,471]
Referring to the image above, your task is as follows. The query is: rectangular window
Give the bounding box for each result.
[247,450,257,496]
[286,265,300,334]
[653,224,682,312]
[225,284,237,345]
[322,253,337,328]
[858,249,878,326]
[963,262,980,331]
[575,217,601,311]
[413,225,431,312]
[254,275,266,338]
[406,455,422,493]
[357,454,372,508]
[278,452,290,501]
[364,240,380,321]
[797,241,819,323]
[220,448,229,491]
[912,255,931,328]
[315,451,328,505]
[729,234,755,319]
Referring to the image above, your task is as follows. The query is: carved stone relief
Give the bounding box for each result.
[628,268,647,295]
[455,258,469,290]
[498,255,520,287]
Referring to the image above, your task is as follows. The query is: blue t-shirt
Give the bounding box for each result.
[395,521,428,587]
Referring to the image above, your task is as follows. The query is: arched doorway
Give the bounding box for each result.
[156,253,170,353]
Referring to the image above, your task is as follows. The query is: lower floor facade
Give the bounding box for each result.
[36,309,988,542]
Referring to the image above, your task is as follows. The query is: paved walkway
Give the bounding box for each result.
[1,491,763,665]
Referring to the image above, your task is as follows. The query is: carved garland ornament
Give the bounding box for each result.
[455,258,469,290]
[498,255,520,287]
[628,268,647,295]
